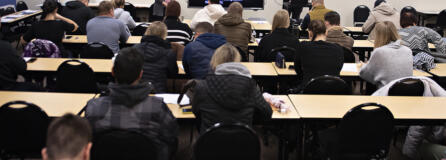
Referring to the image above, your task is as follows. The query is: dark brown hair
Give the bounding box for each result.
[400,12,418,28]
[308,20,326,41]
[98,1,114,15]
[165,1,181,17]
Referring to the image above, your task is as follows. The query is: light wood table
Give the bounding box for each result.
[1,10,42,24]
[0,91,95,117]
[273,62,360,77]
[246,20,272,31]
[26,58,113,73]
[63,35,142,45]
[177,61,278,76]
[167,95,299,119]
[343,27,363,33]
[88,3,149,8]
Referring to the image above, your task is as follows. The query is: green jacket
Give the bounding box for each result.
[308,5,332,21]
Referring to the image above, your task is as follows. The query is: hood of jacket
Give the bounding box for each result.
[65,1,86,9]
[384,40,404,49]
[205,63,254,110]
[204,4,227,20]
[373,2,397,16]
[114,8,125,18]
[108,82,153,107]
[217,13,244,26]
[196,33,226,49]
[137,35,171,62]
[327,26,346,38]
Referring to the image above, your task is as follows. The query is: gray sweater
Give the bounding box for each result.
[360,40,413,88]
[87,16,131,53]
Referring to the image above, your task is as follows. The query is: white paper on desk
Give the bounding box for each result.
[1,18,12,23]
[341,63,358,72]
[155,94,190,105]
[22,10,38,14]
[250,21,267,24]
[23,57,31,62]
[4,15,22,18]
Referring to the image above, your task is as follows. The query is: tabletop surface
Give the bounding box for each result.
[1,10,42,24]
[177,61,278,76]
[26,58,113,73]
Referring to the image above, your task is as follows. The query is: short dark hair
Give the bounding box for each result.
[46,114,92,160]
[165,1,181,17]
[41,0,58,19]
[400,12,418,28]
[209,0,220,4]
[113,47,144,84]
[324,11,340,26]
[195,22,214,33]
[308,20,326,36]
[98,1,114,15]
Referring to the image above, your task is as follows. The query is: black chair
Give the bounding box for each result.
[0,101,49,159]
[389,78,424,96]
[319,103,395,160]
[353,5,370,27]
[434,9,446,36]
[16,1,29,12]
[263,46,296,62]
[81,42,114,59]
[132,23,150,36]
[124,2,140,22]
[302,75,351,95]
[91,129,158,160]
[193,123,261,160]
[55,60,99,93]
[342,47,355,63]
[401,6,417,16]
[4,7,15,15]
[0,8,5,17]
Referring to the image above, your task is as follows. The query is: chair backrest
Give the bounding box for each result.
[194,123,261,160]
[23,39,61,58]
[338,103,394,159]
[91,129,158,160]
[4,7,15,15]
[267,46,296,62]
[81,42,114,59]
[55,60,99,93]
[0,101,49,156]
[132,23,150,36]
[342,47,355,63]
[302,75,351,95]
[124,2,137,19]
[401,6,417,16]
[353,5,370,27]
[0,8,5,16]
[388,78,424,96]
[436,9,446,28]
[16,1,29,12]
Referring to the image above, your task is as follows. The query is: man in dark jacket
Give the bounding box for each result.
[85,47,179,160]
[183,22,226,79]
[61,0,95,35]
[0,40,27,90]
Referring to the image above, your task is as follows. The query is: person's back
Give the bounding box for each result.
[164,1,193,45]
[300,0,332,31]
[61,0,95,35]
[149,0,166,22]
[0,40,26,90]
[324,11,354,51]
[363,0,401,40]
[113,0,136,29]
[190,0,226,29]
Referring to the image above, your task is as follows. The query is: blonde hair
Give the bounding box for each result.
[210,43,242,71]
[145,21,168,39]
[112,0,125,8]
[374,21,400,48]
[272,9,290,31]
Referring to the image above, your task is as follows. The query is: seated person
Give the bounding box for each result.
[113,0,137,30]
[190,0,226,29]
[149,0,166,22]
[183,22,226,79]
[22,0,79,57]
[191,43,273,133]
[164,1,193,45]
[294,20,344,90]
[255,9,300,62]
[61,0,95,35]
[133,22,178,93]
[363,0,401,40]
[324,11,354,51]
[41,114,92,160]
[214,2,252,55]
[360,21,413,88]
[85,47,179,159]
[300,0,332,31]
[87,1,130,54]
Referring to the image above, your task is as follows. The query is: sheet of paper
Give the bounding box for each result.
[23,57,31,62]
[1,18,12,23]
[154,94,190,105]
[341,63,358,72]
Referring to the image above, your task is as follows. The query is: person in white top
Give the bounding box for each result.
[190,0,226,29]
[112,0,136,29]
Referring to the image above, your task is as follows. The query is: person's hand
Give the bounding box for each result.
[357,61,365,68]
[162,2,168,6]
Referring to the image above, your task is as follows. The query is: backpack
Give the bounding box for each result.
[23,39,61,58]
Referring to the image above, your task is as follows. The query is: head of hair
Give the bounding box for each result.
[112,0,125,8]
[227,2,243,16]
[113,47,144,84]
[308,20,326,41]
[272,9,290,31]
[41,0,58,19]
[210,43,242,71]
[144,21,168,39]
[195,22,214,34]
[400,12,418,28]
[98,1,114,15]
[324,11,341,26]
[374,0,386,7]
[45,114,92,160]
[209,0,220,4]
[374,21,400,48]
[165,1,181,17]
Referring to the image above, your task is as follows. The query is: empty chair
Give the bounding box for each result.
[4,7,15,15]
[55,60,99,93]
[16,1,29,12]
[401,6,417,16]
[435,9,446,35]
[353,5,370,27]
[194,123,261,160]
[0,101,49,159]
[342,47,356,63]
[388,78,424,96]
[91,129,158,160]
[302,75,351,95]
[124,2,139,22]
[132,23,149,36]
[81,42,114,59]
[319,103,395,160]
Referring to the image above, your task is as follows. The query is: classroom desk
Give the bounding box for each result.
[181,19,272,31]
[88,3,149,8]
[343,27,363,33]
[166,95,299,119]
[177,61,278,76]
[1,10,42,24]
[0,91,95,117]
[26,58,113,73]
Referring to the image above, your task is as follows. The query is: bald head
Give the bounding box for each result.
[227,2,243,16]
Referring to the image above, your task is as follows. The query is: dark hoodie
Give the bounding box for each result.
[0,40,26,90]
[214,13,252,53]
[182,33,226,79]
[191,63,272,133]
[255,28,300,62]
[85,82,179,160]
[61,1,95,35]
[134,35,178,93]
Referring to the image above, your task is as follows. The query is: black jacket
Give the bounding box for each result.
[192,73,272,133]
[255,28,300,62]
[61,1,95,35]
[134,36,178,93]
[294,40,344,87]
[0,41,26,90]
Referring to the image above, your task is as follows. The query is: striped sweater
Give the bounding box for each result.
[399,26,446,55]
[164,17,193,45]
